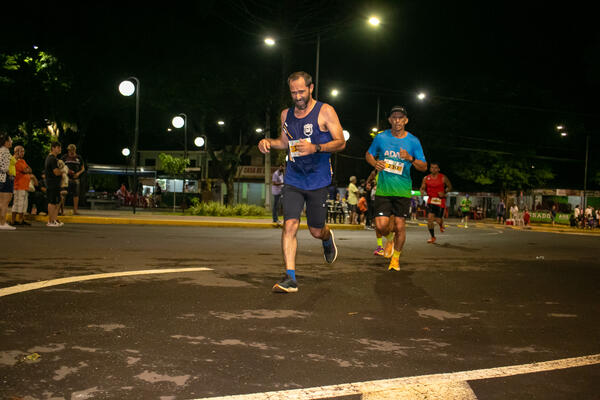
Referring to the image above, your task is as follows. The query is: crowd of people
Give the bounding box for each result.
[0,132,85,230]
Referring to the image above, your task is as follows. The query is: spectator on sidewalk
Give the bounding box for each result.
[357,193,368,225]
[11,145,32,226]
[551,204,557,226]
[44,142,64,227]
[62,144,85,215]
[0,132,15,230]
[57,159,70,216]
[271,164,284,223]
[496,199,506,224]
[347,176,359,224]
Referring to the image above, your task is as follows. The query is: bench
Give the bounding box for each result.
[88,198,121,210]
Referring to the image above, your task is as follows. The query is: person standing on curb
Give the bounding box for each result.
[45,142,64,227]
[62,144,85,215]
[258,71,346,293]
[11,145,32,226]
[271,164,284,224]
[0,132,15,231]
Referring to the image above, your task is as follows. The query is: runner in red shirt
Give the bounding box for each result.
[419,162,452,244]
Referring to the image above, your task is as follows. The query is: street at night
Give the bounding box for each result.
[1,221,599,399]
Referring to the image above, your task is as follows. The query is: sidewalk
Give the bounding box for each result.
[14,209,600,235]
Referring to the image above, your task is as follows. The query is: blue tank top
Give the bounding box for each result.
[284,101,333,190]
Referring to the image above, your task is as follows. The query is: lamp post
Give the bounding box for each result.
[194,135,209,181]
[171,113,188,160]
[118,77,140,214]
[557,125,590,209]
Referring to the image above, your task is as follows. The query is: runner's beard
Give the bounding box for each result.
[294,93,310,110]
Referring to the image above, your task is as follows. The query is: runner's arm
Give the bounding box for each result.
[419,176,427,193]
[443,176,453,195]
[258,110,290,153]
[365,151,385,171]
[318,104,345,153]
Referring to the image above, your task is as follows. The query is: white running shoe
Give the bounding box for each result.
[46,221,63,227]
[0,223,16,230]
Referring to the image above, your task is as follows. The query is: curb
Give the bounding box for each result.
[25,215,366,230]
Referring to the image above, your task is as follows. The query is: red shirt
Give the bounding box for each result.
[14,159,31,190]
[424,173,446,208]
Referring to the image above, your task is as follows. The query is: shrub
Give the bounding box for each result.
[188,200,267,217]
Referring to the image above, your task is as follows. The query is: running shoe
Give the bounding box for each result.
[388,257,400,271]
[384,234,395,258]
[0,223,16,230]
[323,230,338,264]
[427,237,436,244]
[373,246,385,256]
[272,274,298,293]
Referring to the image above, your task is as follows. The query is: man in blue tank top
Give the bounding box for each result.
[258,71,346,293]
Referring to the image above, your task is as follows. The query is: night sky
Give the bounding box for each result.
[2,1,598,189]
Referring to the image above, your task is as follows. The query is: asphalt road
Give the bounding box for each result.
[1,223,599,399]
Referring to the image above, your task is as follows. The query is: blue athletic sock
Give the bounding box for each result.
[286,269,296,281]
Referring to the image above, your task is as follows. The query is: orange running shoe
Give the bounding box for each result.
[384,234,395,258]
[427,237,436,244]
[388,257,400,271]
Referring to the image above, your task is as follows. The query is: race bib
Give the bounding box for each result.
[288,138,311,162]
[430,197,442,206]
[383,158,404,175]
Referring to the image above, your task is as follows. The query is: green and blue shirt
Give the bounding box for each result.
[367,130,426,198]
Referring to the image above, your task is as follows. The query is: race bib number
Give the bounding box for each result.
[383,158,404,175]
[288,138,311,161]
[430,197,442,206]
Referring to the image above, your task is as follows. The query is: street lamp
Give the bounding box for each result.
[118,76,140,214]
[368,16,381,27]
[417,92,427,101]
[121,148,130,157]
[558,125,590,209]
[331,89,339,97]
[264,37,275,46]
[171,113,188,159]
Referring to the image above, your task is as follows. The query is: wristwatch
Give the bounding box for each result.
[315,144,322,153]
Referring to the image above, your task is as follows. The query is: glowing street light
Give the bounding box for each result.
[118,80,136,96]
[122,148,130,157]
[217,120,225,126]
[194,137,205,147]
[331,89,339,97]
[417,92,427,101]
[343,130,350,141]
[264,37,276,46]
[255,128,263,133]
[368,16,381,26]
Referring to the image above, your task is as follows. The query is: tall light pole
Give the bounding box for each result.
[171,113,188,159]
[557,125,590,209]
[119,77,140,214]
[194,135,209,181]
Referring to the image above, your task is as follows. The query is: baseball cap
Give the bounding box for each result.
[389,106,407,117]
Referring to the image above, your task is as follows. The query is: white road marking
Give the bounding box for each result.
[0,268,212,297]
[191,353,600,400]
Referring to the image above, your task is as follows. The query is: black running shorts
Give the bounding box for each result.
[282,184,328,228]
[427,204,445,218]
[374,195,411,219]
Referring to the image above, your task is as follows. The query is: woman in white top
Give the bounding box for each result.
[0,132,15,230]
